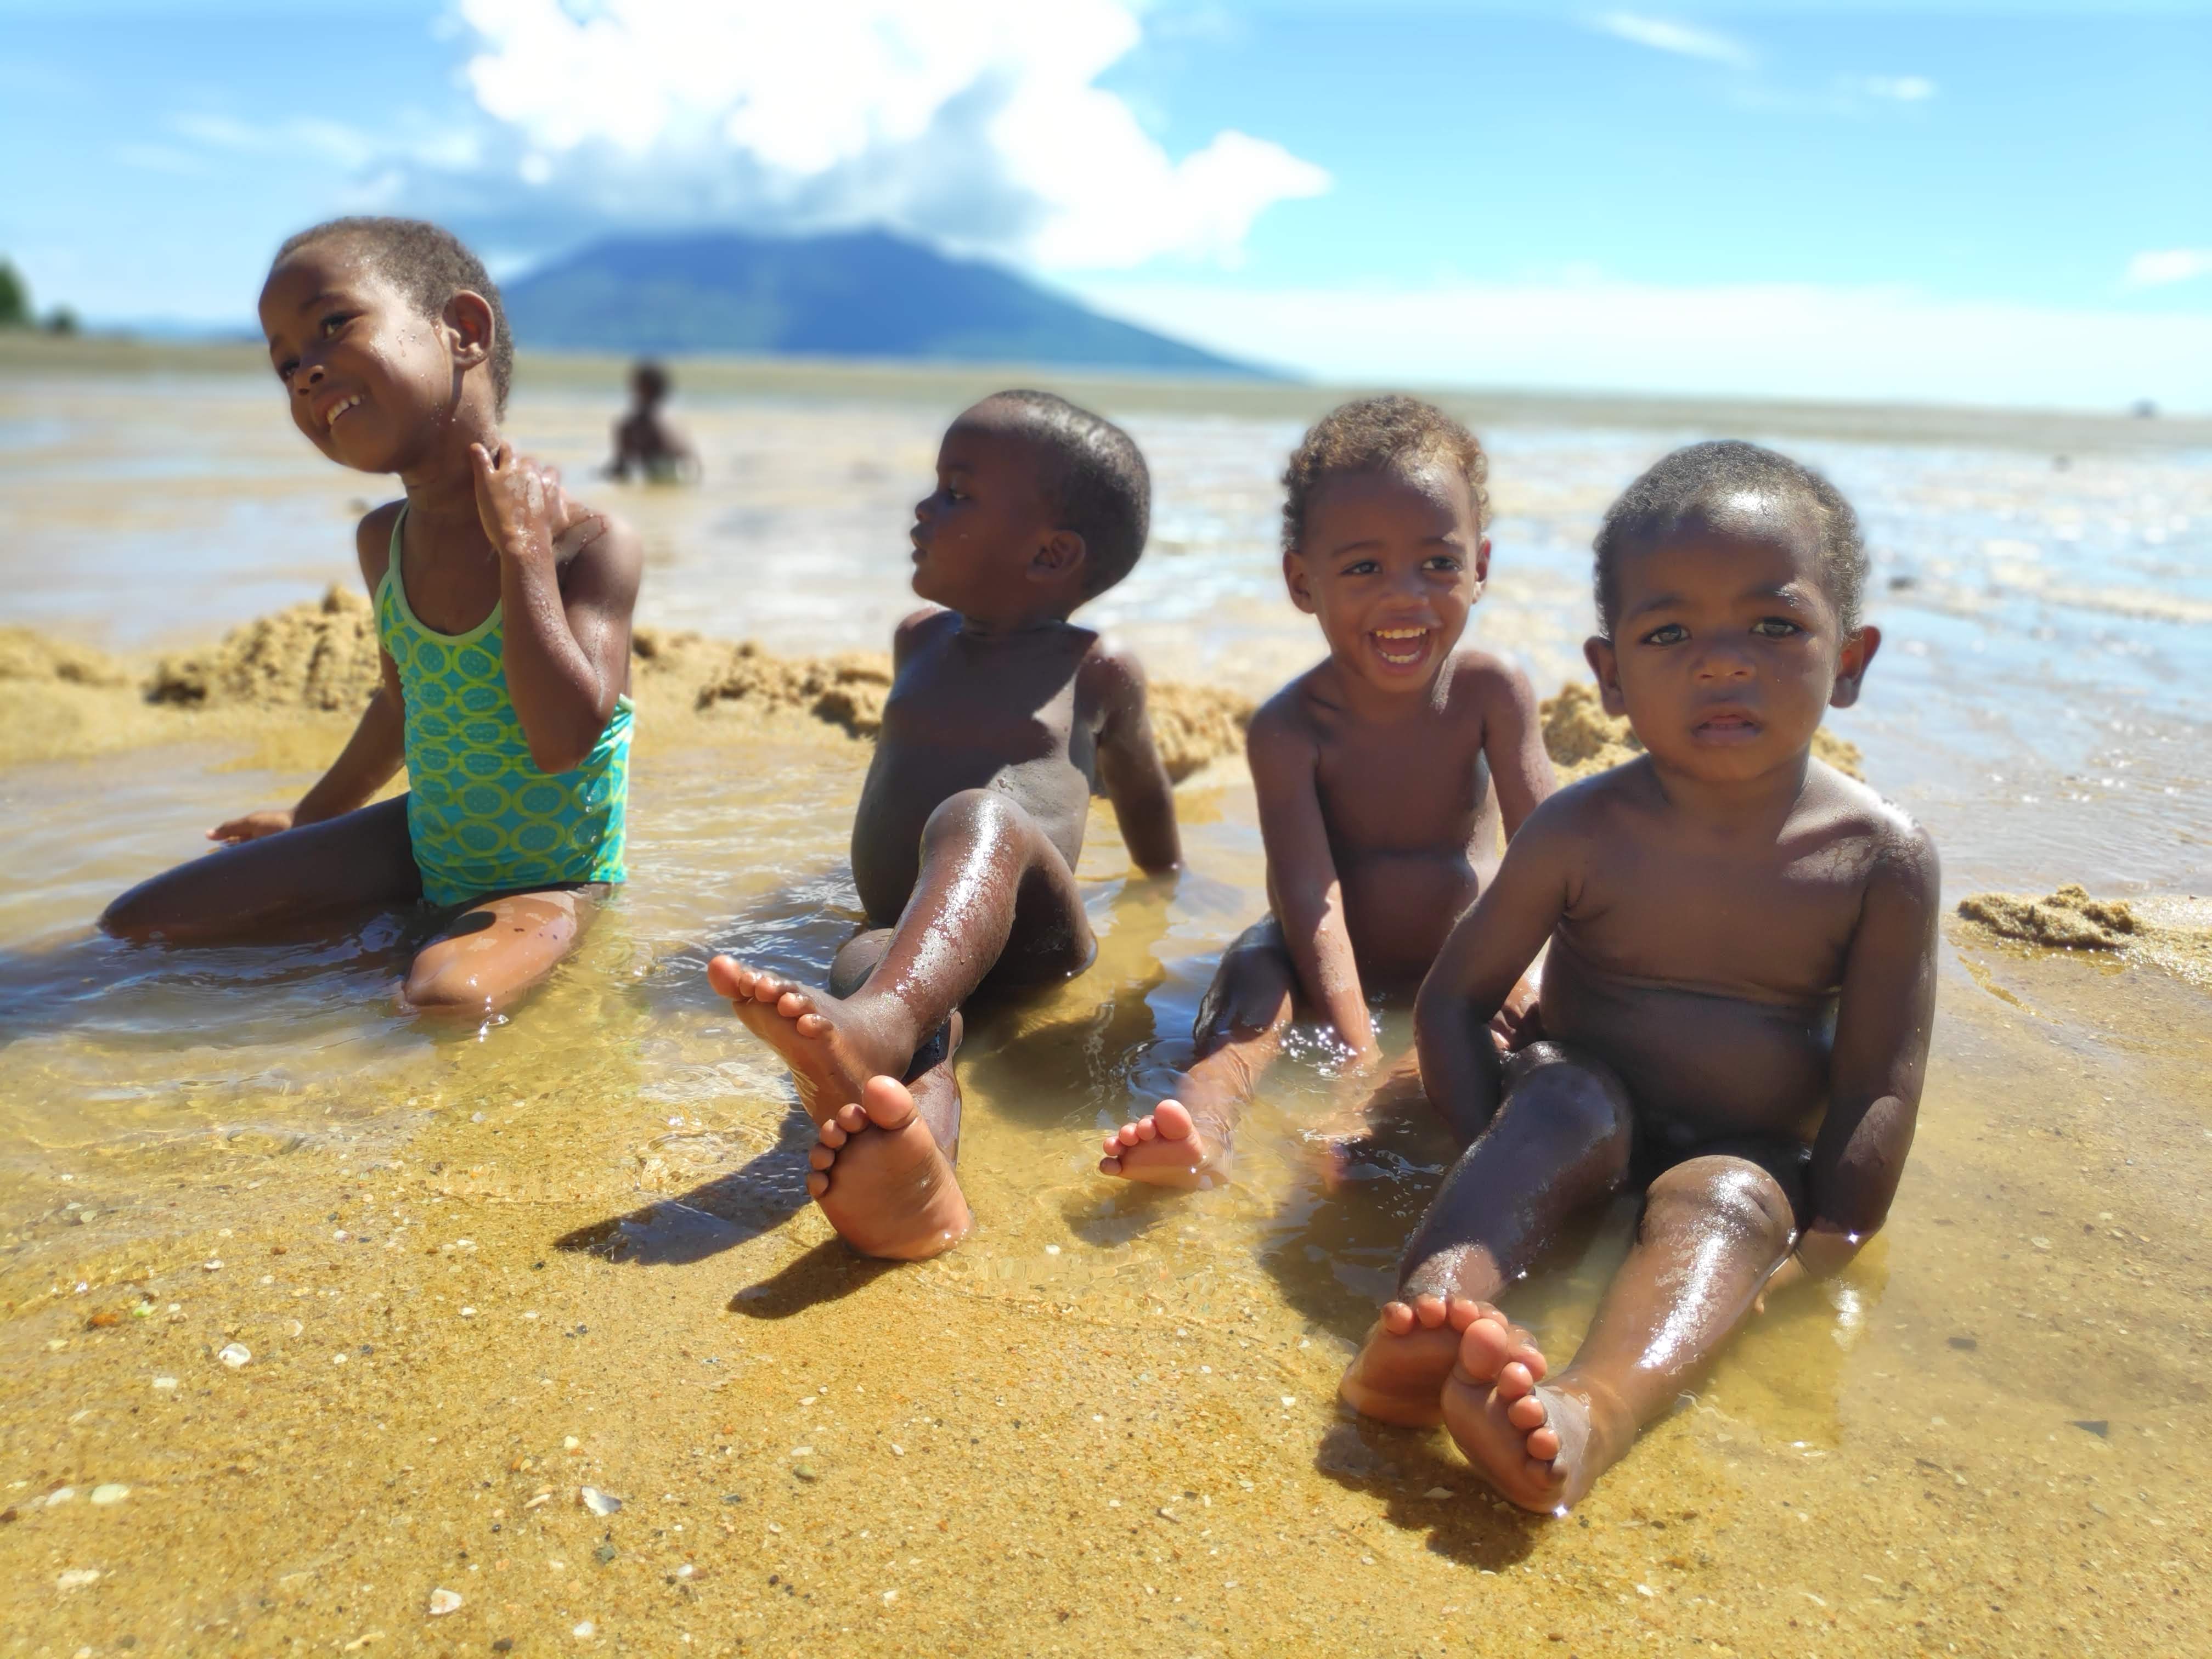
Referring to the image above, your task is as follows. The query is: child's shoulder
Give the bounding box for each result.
[1438,648,1540,728]
[353,498,407,584]
[1805,762,1940,891]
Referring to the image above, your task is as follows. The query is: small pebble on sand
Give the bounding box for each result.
[57,1570,100,1593]
[1424,1487,1455,1499]
[218,1342,251,1368]
[151,1377,177,1391]
[203,1260,222,1272]
[564,1436,580,1449]
[47,1487,76,1505]
[572,1621,595,1638]
[460,1307,477,1318]
[427,1588,462,1616]
[90,1484,129,1505]
[580,1486,622,1516]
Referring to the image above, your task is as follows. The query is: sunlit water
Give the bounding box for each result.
[2,373,2208,1650]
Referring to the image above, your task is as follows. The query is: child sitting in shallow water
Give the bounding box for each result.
[709,391,1182,1260]
[101,217,640,1023]
[1099,396,1554,1187]
[1339,440,1939,1514]
[605,359,698,484]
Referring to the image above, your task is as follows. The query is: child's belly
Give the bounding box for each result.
[1539,938,1831,1142]
[850,746,1089,925]
[1340,851,1487,990]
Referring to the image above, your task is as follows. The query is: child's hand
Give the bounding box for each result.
[1488,970,1544,1052]
[469,441,556,563]
[208,809,294,844]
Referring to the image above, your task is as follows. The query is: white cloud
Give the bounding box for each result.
[172,112,380,169]
[2125,249,2212,289]
[416,0,1328,271]
[1069,276,2212,413]
[1590,13,1755,71]
[1853,75,1937,102]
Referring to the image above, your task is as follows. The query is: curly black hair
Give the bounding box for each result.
[1281,394,1491,554]
[274,217,514,415]
[979,390,1151,597]
[1592,440,1867,637]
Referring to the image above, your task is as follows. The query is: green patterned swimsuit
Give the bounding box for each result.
[375,511,632,908]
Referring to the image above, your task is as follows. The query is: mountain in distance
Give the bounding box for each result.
[500,229,1269,377]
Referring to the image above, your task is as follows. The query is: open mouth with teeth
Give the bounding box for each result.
[1369,626,1430,667]
[324,393,363,429]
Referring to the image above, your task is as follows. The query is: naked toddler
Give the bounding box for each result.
[1340,440,1940,1513]
[710,392,1182,1259]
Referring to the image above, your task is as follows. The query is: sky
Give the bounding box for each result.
[3,0,2208,409]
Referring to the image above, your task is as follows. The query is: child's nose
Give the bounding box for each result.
[1696,640,1756,678]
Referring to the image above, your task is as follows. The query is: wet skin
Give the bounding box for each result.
[99,236,642,1024]
[1341,489,1940,1513]
[711,399,1181,1258]
[1102,462,1554,1188]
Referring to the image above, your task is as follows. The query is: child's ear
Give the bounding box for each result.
[1030,528,1087,585]
[1282,550,1317,614]
[1827,624,1881,709]
[444,291,495,373]
[1583,635,1626,717]
[1471,534,1492,594]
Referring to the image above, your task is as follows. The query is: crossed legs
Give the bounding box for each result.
[1339,1042,1801,1513]
[709,787,1093,1259]
[99,795,595,1020]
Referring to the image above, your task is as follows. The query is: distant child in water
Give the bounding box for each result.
[1339,441,1939,1515]
[1099,396,1553,1188]
[709,391,1182,1259]
[101,217,641,1022]
[606,359,698,484]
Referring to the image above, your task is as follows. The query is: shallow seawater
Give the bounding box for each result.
[2,374,2209,1655]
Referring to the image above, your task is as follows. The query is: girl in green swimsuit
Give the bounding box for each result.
[101,217,642,1023]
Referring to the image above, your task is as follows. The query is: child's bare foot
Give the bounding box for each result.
[808,1075,973,1261]
[1098,1099,1230,1189]
[708,955,912,1121]
[1439,1314,1618,1514]
[1338,1294,1545,1427]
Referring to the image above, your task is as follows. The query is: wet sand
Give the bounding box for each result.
[3,360,2210,1655]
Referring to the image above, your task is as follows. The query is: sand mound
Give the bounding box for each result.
[1958,884,2135,951]
[691,639,1252,782]
[0,629,131,688]
[148,586,383,712]
[695,641,896,738]
[1539,681,1865,783]
[1146,681,1255,783]
[1955,884,2212,985]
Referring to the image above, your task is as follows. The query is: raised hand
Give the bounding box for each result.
[469,440,555,563]
[207,808,295,845]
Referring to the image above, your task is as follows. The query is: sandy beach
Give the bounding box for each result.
[2,348,2208,1656]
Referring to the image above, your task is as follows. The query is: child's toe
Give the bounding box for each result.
[1379,1301,1417,1336]
[1506,1393,1548,1432]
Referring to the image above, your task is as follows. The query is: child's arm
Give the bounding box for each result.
[1248,702,1378,1059]
[1764,822,1940,1298]
[211,508,408,843]
[1413,799,1575,1141]
[1087,643,1181,876]
[1475,659,1555,838]
[471,443,642,775]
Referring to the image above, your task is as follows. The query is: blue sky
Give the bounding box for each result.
[4,1,2208,407]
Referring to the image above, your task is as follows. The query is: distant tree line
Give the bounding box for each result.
[0,258,78,334]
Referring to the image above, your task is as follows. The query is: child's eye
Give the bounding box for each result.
[1639,622,1688,646]
[274,358,298,383]
[319,312,349,337]
[1341,558,1379,577]
[1423,554,1462,573]
[1752,617,1803,638]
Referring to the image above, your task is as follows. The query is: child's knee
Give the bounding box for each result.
[920,787,1029,848]
[1503,1045,1634,1155]
[98,891,153,941]
[402,951,490,1015]
[1644,1156,1796,1254]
